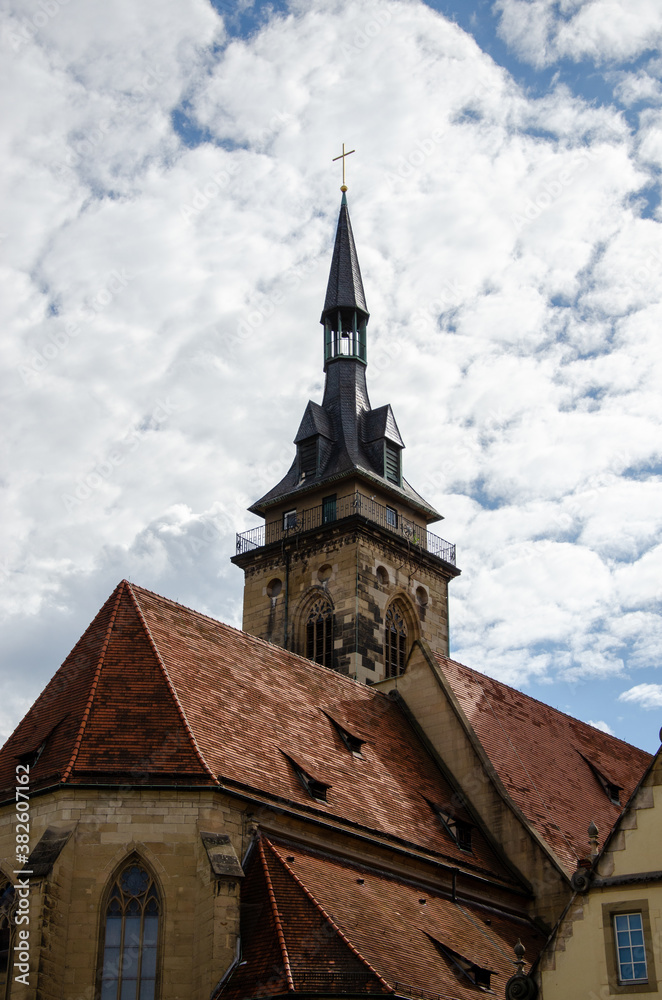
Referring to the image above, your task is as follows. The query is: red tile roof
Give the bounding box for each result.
[217,836,544,1000]
[0,582,518,888]
[436,654,652,875]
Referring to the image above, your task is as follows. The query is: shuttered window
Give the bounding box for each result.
[384,443,401,485]
[299,437,318,477]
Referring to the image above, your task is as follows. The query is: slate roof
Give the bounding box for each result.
[249,195,440,522]
[216,836,545,1000]
[321,192,369,321]
[0,582,518,888]
[436,654,652,876]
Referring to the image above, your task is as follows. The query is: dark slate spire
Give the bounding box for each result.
[321,194,370,367]
[321,193,369,321]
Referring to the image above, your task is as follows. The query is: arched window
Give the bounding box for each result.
[306,597,334,668]
[384,602,408,678]
[0,881,14,999]
[98,858,160,1000]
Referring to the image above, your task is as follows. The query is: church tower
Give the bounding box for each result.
[232,188,460,684]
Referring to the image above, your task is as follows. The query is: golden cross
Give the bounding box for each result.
[332,142,355,192]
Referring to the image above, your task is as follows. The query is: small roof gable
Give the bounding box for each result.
[1,583,515,886]
[0,581,215,798]
[293,401,334,444]
[217,836,544,1000]
[321,193,369,321]
[131,584,517,884]
[437,655,652,875]
[363,404,404,448]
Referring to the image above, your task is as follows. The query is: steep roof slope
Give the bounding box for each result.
[436,654,652,875]
[133,584,516,884]
[0,581,214,797]
[0,582,517,888]
[217,836,544,1000]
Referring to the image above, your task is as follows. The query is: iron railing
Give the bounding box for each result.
[235,491,456,565]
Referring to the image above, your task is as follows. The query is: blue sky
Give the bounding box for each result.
[1,0,662,752]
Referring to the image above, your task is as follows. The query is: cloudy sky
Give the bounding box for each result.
[2,0,662,752]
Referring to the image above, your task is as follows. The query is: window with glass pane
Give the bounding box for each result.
[614,913,648,983]
[99,861,160,1000]
[384,603,407,678]
[306,598,333,668]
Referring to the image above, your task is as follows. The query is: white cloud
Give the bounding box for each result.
[1,0,661,749]
[496,0,662,68]
[619,684,662,709]
[588,719,615,735]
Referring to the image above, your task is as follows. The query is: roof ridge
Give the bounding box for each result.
[264,837,394,993]
[61,580,125,783]
[437,653,651,756]
[126,582,218,785]
[258,838,295,992]
[127,580,386,696]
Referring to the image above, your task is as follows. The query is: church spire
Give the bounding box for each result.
[320,192,370,368]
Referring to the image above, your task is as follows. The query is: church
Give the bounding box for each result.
[0,177,656,1000]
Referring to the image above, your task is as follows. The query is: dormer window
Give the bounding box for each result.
[323,712,366,757]
[384,442,401,485]
[427,936,494,991]
[579,752,622,806]
[282,752,330,803]
[428,800,473,852]
[298,437,318,479]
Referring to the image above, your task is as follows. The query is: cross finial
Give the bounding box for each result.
[332,142,355,192]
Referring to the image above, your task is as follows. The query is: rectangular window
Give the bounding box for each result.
[322,495,337,523]
[615,914,648,983]
[603,901,657,994]
[385,506,397,528]
[283,509,297,531]
[384,443,401,485]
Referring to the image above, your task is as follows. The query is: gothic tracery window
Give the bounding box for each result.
[306,597,334,668]
[384,602,408,678]
[98,859,160,1000]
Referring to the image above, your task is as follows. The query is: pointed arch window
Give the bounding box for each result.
[384,602,408,678]
[98,859,160,1000]
[306,597,334,668]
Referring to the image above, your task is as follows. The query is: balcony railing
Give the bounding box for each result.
[235,491,456,566]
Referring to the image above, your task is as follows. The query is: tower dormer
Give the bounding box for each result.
[232,187,460,683]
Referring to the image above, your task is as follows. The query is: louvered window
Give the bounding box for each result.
[306,597,333,668]
[384,443,401,485]
[98,860,160,1000]
[384,603,407,678]
[299,437,317,478]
